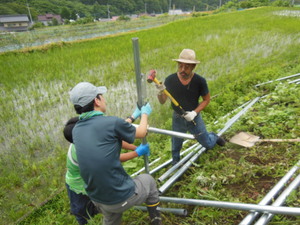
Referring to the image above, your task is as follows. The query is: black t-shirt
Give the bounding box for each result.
[164,73,209,114]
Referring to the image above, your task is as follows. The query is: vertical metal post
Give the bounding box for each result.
[132,37,149,173]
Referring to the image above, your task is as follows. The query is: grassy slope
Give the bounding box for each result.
[0,7,299,224]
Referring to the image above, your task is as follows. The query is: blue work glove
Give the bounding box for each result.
[135,143,150,156]
[141,103,152,116]
[132,105,141,120]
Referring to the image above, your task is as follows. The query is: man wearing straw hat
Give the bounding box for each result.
[69,82,162,225]
[155,49,226,165]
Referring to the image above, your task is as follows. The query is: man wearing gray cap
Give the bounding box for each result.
[154,49,226,165]
[69,82,161,225]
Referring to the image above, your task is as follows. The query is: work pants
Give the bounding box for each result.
[66,183,99,225]
[92,174,159,225]
[172,111,218,164]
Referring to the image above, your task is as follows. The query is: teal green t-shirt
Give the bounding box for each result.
[73,115,136,204]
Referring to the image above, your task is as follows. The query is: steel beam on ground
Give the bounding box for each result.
[240,160,300,225]
[159,196,300,216]
[214,100,251,125]
[149,143,198,175]
[255,174,300,225]
[159,146,206,194]
[219,97,261,135]
[255,73,300,87]
[158,144,202,182]
[131,157,161,177]
[159,97,260,194]
[134,206,188,216]
[289,78,300,84]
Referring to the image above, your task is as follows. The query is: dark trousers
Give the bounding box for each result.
[66,183,98,225]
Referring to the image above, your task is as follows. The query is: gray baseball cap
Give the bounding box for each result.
[69,82,107,107]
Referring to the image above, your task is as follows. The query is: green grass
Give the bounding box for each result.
[0,6,300,224]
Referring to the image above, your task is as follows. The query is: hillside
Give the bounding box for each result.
[0,0,222,19]
[0,6,299,224]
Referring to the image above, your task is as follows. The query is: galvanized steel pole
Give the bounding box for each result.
[159,147,206,194]
[159,196,300,216]
[158,144,202,182]
[131,157,161,177]
[240,160,300,225]
[159,97,261,194]
[149,143,198,175]
[255,174,300,225]
[132,37,149,173]
[255,72,300,87]
[134,206,188,216]
[131,124,195,140]
[218,97,261,135]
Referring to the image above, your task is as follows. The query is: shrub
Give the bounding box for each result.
[117,15,131,21]
[272,0,290,6]
[29,22,44,30]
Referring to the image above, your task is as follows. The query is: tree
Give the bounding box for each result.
[51,17,59,25]
[0,5,16,14]
[61,7,70,19]
[70,10,77,20]
[92,2,106,19]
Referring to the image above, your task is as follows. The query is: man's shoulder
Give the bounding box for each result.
[165,73,177,81]
[167,72,177,78]
[193,73,206,82]
[194,72,204,78]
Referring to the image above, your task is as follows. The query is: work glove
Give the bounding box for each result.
[131,105,141,120]
[183,111,197,122]
[135,143,150,156]
[155,83,166,94]
[141,103,152,116]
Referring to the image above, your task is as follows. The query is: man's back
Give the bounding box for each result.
[73,115,136,204]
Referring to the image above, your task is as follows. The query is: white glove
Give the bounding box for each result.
[183,111,197,122]
[155,83,166,93]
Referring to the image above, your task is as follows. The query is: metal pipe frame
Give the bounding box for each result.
[159,196,300,216]
[149,143,198,175]
[158,144,202,182]
[134,206,188,216]
[289,78,300,84]
[159,97,260,194]
[255,72,300,87]
[132,37,149,173]
[131,157,161,177]
[131,124,195,140]
[214,100,251,125]
[218,97,261,136]
[159,146,206,194]
[255,174,300,225]
[240,160,300,225]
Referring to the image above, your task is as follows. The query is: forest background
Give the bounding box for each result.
[1,0,300,22]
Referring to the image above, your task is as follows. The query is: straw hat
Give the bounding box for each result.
[172,49,200,64]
